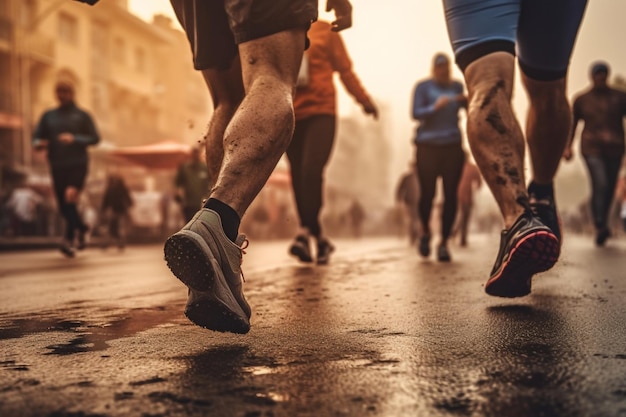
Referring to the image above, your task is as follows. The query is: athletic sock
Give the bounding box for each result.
[528,181,554,201]
[204,198,240,242]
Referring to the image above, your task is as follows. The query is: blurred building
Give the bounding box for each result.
[0,0,210,171]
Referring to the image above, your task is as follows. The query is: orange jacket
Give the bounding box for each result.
[294,21,372,120]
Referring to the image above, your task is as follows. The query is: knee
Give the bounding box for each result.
[523,76,567,111]
[65,187,79,203]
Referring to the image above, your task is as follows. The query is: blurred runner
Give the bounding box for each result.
[395,162,420,245]
[455,158,482,247]
[287,19,378,265]
[565,61,626,246]
[32,81,100,257]
[101,174,133,250]
[442,0,587,296]
[412,53,467,262]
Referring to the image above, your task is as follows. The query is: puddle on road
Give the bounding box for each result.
[0,304,185,355]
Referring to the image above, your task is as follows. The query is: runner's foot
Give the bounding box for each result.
[164,209,250,334]
[486,210,559,298]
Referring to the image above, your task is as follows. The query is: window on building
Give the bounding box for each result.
[112,37,126,65]
[58,13,78,45]
[134,47,145,72]
[20,0,36,27]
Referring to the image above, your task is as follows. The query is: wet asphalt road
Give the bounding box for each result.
[0,235,625,417]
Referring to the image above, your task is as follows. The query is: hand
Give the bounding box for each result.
[434,96,450,111]
[326,0,352,32]
[362,101,378,119]
[33,139,49,151]
[562,147,574,162]
[58,132,75,144]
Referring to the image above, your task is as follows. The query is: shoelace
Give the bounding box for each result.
[239,238,249,282]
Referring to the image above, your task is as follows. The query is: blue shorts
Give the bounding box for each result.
[443,0,587,80]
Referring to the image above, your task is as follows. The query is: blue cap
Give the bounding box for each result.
[591,61,609,75]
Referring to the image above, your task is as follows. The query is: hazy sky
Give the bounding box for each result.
[128,0,626,195]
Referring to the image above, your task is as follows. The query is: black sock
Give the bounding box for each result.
[204,198,240,242]
[528,181,554,200]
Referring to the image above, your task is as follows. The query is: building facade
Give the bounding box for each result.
[1,0,210,172]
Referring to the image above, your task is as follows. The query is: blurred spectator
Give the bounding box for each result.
[348,199,366,238]
[174,147,210,222]
[5,182,43,236]
[32,81,100,257]
[101,174,133,250]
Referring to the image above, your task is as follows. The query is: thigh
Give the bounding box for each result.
[416,147,438,195]
[300,115,336,173]
[225,0,317,45]
[443,0,519,71]
[170,0,237,70]
[286,118,308,172]
[584,156,608,188]
[517,0,587,81]
[441,146,466,193]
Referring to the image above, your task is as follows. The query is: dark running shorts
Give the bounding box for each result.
[51,164,88,202]
[443,0,588,80]
[170,0,318,70]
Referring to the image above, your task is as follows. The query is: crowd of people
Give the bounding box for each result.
[3,0,626,335]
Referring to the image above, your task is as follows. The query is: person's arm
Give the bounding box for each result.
[412,82,436,120]
[455,81,468,109]
[326,0,352,32]
[564,96,581,161]
[329,32,378,118]
[72,111,100,146]
[32,112,50,150]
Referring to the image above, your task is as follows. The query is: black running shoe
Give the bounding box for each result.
[289,235,313,263]
[437,245,451,262]
[59,241,76,258]
[595,227,610,247]
[316,238,335,265]
[486,210,560,298]
[529,193,562,246]
[76,226,89,250]
[419,234,431,258]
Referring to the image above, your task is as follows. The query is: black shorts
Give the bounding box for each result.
[170,0,318,70]
[51,164,88,203]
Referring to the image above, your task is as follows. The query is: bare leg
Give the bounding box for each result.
[523,75,571,184]
[210,29,306,217]
[464,52,526,228]
[200,59,244,187]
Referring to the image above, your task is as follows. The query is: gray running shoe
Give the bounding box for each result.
[164,209,251,334]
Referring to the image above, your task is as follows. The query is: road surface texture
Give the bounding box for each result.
[0,235,625,417]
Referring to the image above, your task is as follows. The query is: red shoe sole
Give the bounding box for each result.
[485,230,560,298]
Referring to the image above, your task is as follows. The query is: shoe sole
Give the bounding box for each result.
[485,230,559,298]
[289,245,313,263]
[164,230,250,334]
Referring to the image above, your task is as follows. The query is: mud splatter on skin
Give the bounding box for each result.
[486,110,508,134]
[503,163,521,185]
[495,176,507,186]
[491,162,500,172]
[480,80,505,110]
